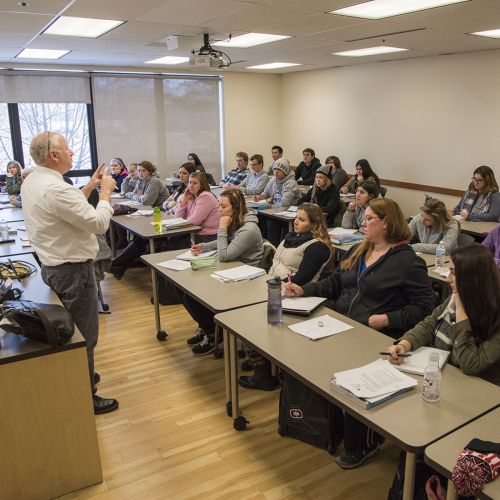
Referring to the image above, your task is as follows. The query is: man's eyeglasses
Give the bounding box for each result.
[362,215,381,222]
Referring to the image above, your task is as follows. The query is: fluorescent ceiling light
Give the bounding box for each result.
[331,0,468,20]
[334,46,408,57]
[16,48,69,59]
[144,56,189,65]
[44,16,124,38]
[214,33,290,48]
[246,62,301,69]
[470,28,500,39]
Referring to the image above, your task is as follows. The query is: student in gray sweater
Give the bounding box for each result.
[184,190,264,355]
[409,197,459,255]
[123,160,168,206]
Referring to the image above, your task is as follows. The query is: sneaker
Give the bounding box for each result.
[192,334,215,356]
[186,328,205,347]
[241,358,254,371]
[334,444,379,469]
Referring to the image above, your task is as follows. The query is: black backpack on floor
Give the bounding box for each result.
[278,370,343,454]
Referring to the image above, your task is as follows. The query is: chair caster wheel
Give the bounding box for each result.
[156,330,168,341]
[213,349,223,359]
[102,304,110,312]
[233,416,248,431]
[226,401,232,416]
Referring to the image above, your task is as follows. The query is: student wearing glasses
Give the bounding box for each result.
[450,166,500,221]
[235,154,269,196]
[285,198,435,469]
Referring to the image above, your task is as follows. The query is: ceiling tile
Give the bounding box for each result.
[0,12,53,34]
[0,0,68,15]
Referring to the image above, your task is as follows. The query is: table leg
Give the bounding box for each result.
[446,480,457,500]
[109,222,116,258]
[403,451,416,500]
[223,329,231,416]
[148,239,167,341]
[213,324,223,359]
[229,333,247,431]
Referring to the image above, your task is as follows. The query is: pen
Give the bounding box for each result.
[287,272,292,284]
[379,352,411,357]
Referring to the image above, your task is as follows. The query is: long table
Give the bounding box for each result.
[425,408,500,500]
[460,220,497,238]
[0,254,101,499]
[0,220,33,258]
[215,303,500,500]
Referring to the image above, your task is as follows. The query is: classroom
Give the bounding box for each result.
[0,1,499,499]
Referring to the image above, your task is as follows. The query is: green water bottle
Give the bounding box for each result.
[153,207,162,233]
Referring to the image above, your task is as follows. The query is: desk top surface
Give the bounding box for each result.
[0,220,33,258]
[0,205,24,222]
[215,303,500,452]
[111,211,201,239]
[460,220,497,236]
[0,253,85,364]
[142,249,268,313]
[425,408,500,500]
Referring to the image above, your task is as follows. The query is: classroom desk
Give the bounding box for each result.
[141,249,268,344]
[425,408,500,500]
[460,220,497,238]
[0,220,33,257]
[416,252,450,267]
[257,207,296,232]
[0,204,24,222]
[215,303,500,500]
[0,254,101,500]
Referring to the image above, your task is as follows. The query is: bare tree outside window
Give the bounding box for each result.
[18,103,91,170]
[0,104,14,173]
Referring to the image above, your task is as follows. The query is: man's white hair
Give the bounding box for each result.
[30,131,63,166]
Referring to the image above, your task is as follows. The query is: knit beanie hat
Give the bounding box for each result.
[315,164,332,180]
[273,158,290,175]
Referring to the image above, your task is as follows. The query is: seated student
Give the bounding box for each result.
[184,190,263,355]
[188,153,216,185]
[409,197,459,255]
[341,159,380,194]
[450,166,500,222]
[163,162,197,214]
[267,145,283,175]
[325,155,348,188]
[110,158,128,192]
[6,160,23,195]
[482,223,500,267]
[240,203,334,390]
[285,198,435,468]
[342,180,379,233]
[120,162,139,195]
[298,164,340,227]
[237,154,269,196]
[220,152,249,188]
[8,168,33,207]
[295,147,321,185]
[123,160,168,206]
[255,158,301,246]
[175,171,220,243]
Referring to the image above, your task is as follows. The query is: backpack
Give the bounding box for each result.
[258,239,276,273]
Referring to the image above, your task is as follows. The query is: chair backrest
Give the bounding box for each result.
[457,232,475,247]
[332,199,347,228]
[258,239,276,273]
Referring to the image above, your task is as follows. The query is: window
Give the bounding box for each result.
[18,103,91,170]
[0,103,14,173]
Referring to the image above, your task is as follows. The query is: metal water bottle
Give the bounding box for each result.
[267,276,283,325]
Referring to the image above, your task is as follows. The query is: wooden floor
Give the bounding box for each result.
[59,267,399,500]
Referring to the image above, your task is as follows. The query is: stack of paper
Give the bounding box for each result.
[274,210,297,219]
[110,193,124,199]
[328,227,364,245]
[157,259,191,271]
[432,267,450,278]
[176,249,218,261]
[117,200,141,206]
[331,359,418,409]
[282,297,327,316]
[288,313,352,339]
[212,265,265,282]
[159,218,191,230]
[246,200,271,209]
[129,209,154,216]
[392,346,450,376]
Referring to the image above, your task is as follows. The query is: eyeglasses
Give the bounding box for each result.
[362,215,381,222]
[472,177,484,183]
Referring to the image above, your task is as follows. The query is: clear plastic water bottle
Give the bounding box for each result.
[153,207,162,233]
[273,193,283,212]
[422,351,441,403]
[435,240,446,271]
[267,276,283,325]
[0,218,9,241]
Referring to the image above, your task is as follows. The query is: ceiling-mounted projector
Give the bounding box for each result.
[190,33,231,69]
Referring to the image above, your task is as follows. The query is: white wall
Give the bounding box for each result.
[280,49,500,215]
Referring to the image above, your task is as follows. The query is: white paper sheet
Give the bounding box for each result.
[282,296,326,313]
[288,314,353,340]
[213,265,265,282]
[156,259,191,271]
[176,249,218,261]
[328,227,358,236]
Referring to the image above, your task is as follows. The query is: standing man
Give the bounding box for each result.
[267,145,283,175]
[22,131,119,415]
[295,147,321,185]
[221,151,249,189]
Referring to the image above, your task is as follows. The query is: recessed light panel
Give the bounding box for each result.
[214,33,290,48]
[470,28,500,39]
[17,48,69,59]
[44,16,124,38]
[144,56,189,65]
[333,46,408,56]
[246,62,301,69]
[331,0,469,20]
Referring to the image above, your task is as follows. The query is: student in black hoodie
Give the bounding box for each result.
[294,147,321,185]
[298,164,340,226]
[285,197,435,470]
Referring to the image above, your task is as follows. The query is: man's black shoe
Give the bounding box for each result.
[93,395,119,415]
[94,372,100,385]
[109,263,126,280]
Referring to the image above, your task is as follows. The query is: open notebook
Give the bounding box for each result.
[392,346,451,376]
[282,296,326,316]
[212,265,265,282]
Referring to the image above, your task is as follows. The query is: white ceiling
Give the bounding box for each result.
[0,0,500,73]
